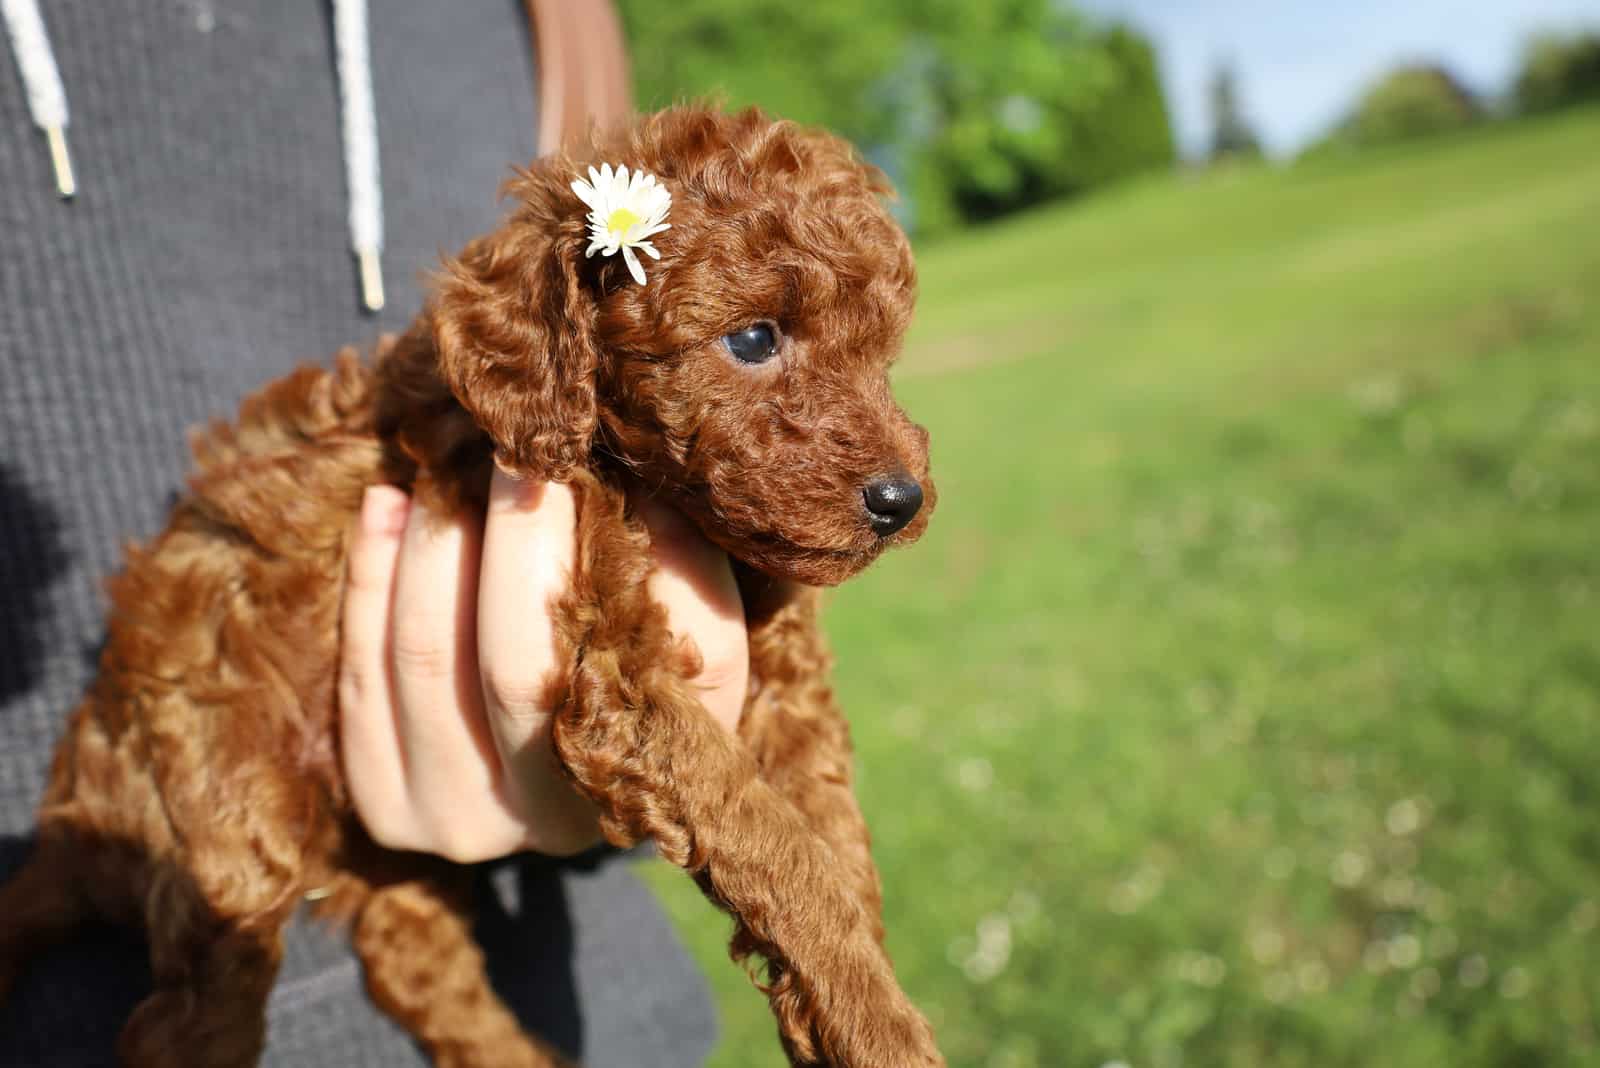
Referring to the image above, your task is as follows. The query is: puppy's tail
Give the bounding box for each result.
[0,822,90,1004]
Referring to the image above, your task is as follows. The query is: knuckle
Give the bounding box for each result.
[389,626,455,682]
[697,644,749,695]
[337,616,382,689]
[344,548,389,597]
[481,665,557,719]
[696,654,749,735]
[344,534,402,599]
[337,650,383,717]
[336,668,367,717]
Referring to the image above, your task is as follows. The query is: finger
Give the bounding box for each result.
[339,485,413,841]
[638,499,748,735]
[477,470,574,737]
[388,491,530,851]
[478,470,601,853]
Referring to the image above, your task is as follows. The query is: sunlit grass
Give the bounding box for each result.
[640,107,1600,1068]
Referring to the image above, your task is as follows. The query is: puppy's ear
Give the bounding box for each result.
[431,175,599,482]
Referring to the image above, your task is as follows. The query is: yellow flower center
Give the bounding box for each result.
[606,207,642,236]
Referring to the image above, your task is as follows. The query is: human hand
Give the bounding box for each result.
[338,470,748,861]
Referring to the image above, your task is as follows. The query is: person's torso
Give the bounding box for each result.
[1,0,539,820]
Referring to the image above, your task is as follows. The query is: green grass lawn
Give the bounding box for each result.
[639,107,1600,1067]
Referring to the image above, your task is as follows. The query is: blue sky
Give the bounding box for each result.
[1076,0,1600,156]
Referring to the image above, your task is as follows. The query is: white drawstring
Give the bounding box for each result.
[2,0,75,196]
[6,0,385,312]
[332,0,384,312]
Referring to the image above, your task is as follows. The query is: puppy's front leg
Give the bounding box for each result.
[548,479,942,1068]
[739,585,886,944]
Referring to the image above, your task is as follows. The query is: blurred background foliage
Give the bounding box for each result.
[1306,65,1485,157]
[1205,64,1262,162]
[615,0,1175,235]
[615,2,1600,223]
[609,4,1600,1066]
[1514,30,1600,115]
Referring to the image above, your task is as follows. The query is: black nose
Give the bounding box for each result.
[863,477,923,537]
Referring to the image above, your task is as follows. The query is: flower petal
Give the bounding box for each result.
[622,245,646,285]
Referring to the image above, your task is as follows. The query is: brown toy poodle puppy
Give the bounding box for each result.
[0,105,942,1068]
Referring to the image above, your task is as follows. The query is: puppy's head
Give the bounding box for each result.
[432,106,932,587]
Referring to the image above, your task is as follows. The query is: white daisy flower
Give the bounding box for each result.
[570,163,672,285]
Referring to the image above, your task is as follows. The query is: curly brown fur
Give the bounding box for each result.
[0,106,941,1067]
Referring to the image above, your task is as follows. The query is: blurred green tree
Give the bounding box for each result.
[1075,24,1178,188]
[1303,64,1483,160]
[1514,31,1600,114]
[1348,65,1483,143]
[612,0,1176,234]
[613,1,903,143]
[1206,63,1263,162]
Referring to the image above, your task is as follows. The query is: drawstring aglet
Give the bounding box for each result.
[4,0,77,199]
[44,123,75,198]
[356,245,384,312]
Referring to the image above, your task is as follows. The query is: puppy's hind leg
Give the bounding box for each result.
[113,767,313,1066]
[353,875,574,1068]
[117,900,292,1068]
[0,818,92,1004]
[0,801,295,1068]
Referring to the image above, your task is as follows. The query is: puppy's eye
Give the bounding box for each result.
[722,323,779,365]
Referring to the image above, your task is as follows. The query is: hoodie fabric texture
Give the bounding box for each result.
[0,2,715,1064]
